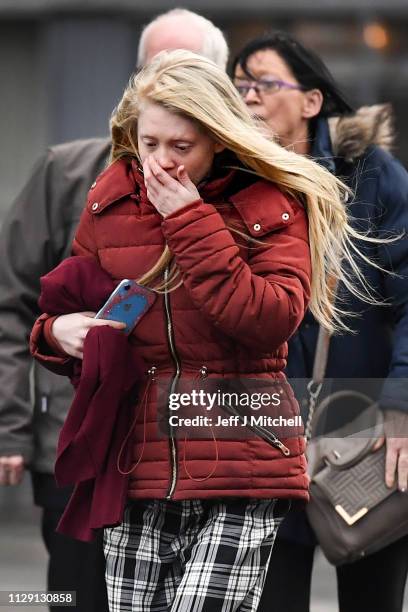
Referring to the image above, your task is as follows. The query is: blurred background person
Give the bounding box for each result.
[0,8,228,611]
[232,31,408,612]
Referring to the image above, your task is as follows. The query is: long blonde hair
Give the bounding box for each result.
[110,50,390,333]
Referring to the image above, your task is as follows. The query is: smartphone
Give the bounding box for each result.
[95,279,156,335]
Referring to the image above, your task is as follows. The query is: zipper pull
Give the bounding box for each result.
[41,396,48,414]
[147,366,157,379]
[200,365,208,379]
[274,440,291,456]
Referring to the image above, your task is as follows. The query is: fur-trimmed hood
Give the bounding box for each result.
[328,103,394,162]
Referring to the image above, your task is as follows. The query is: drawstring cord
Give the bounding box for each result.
[116,365,219,481]
[116,367,156,475]
[182,366,219,482]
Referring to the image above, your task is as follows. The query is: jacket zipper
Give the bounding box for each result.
[163,266,181,499]
[162,267,289,496]
[221,396,290,456]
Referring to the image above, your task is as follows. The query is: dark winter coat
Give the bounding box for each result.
[288,105,408,412]
[280,105,408,547]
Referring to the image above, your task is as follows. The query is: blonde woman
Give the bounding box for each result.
[31,50,383,612]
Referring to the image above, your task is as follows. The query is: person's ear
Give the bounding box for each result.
[214,142,226,154]
[302,89,324,120]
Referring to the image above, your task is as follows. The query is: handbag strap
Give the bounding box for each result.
[304,275,338,441]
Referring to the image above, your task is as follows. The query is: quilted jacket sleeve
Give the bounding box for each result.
[162,195,311,353]
[30,314,76,377]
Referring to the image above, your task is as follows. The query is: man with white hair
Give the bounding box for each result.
[138,8,228,69]
[0,9,228,612]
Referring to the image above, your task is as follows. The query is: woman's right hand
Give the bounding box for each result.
[51,312,126,359]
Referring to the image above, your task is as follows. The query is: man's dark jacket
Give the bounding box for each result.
[0,138,110,472]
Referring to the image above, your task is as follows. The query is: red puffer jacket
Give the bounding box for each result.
[63,157,312,503]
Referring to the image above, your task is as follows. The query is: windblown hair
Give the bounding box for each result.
[137,8,229,70]
[110,50,388,334]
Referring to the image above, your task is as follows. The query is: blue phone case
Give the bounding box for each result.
[95,280,156,335]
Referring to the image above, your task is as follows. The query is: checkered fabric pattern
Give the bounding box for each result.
[104,498,285,612]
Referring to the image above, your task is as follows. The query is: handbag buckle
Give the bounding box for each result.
[335,504,368,526]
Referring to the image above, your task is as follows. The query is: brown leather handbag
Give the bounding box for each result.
[304,325,408,566]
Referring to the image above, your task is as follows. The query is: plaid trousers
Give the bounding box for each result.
[103,497,287,612]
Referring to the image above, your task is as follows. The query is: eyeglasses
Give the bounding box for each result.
[234,78,304,97]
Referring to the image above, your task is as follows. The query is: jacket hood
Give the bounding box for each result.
[328,103,394,162]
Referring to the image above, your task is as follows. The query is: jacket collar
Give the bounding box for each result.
[313,104,394,167]
[132,159,237,202]
[311,117,336,174]
[328,103,394,162]
[198,169,236,201]
[88,157,300,237]
[88,158,238,214]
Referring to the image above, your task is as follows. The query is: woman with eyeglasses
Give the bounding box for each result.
[233,31,408,612]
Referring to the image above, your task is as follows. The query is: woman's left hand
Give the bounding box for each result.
[143,156,200,217]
